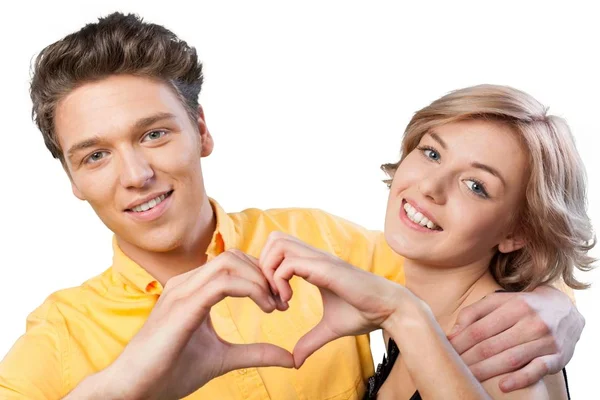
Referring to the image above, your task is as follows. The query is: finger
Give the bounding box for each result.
[273,257,335,303]
[197,275,277,317]
[272,258,300,303]
[449,292,514,339]
[230,250,290,311]
[185,250,272,301]
[461,318,551,366]
[259,232,317,297]
[274,256,376,308]
[225,343,294,370]
[228,249,260,268]
[469,336,557,382]
[293,321,338,369]
[258,232,291,295]
[498,355,558,393]
[451,300,524,354]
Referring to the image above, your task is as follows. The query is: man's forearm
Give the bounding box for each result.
[62,366,131,400]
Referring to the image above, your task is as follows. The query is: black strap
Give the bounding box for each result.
[562,368,571,400]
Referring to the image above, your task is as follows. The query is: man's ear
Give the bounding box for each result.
[498,233,527,253]
[71,181,85,201]
[64,163,85,201]
[197,105,214,157]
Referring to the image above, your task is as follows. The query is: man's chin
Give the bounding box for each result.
[116,231,183,254]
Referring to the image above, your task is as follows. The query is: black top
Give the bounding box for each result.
[363,338,571,399]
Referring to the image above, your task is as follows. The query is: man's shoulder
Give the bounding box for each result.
[26,268,114,328]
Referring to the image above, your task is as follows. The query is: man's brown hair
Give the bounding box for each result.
[30,12,203,164]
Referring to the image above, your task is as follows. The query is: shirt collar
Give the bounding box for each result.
[112,198,240,294]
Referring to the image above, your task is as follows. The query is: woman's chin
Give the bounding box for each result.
[385,231,432,261]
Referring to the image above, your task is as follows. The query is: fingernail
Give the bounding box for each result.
[500,378,514,392]
[274,296,286,310]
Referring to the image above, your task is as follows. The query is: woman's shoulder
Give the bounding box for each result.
[481,370,568,400]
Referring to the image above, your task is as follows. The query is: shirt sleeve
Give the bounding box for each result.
[0,304,65,399]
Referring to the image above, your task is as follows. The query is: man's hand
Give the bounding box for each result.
[68,250,293,400]
[448,286,584,392]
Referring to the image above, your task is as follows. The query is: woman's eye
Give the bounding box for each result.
[423,148,440,161]
[464,179,489,198]
[143,130,167,142]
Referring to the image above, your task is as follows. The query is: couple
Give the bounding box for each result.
[0,12,594,400]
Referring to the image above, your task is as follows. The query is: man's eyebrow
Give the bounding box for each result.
[67,136,102,161]
[133,112,177,131]
[427,131,447,150]
[66,112,178,161]
[471,162,507,186]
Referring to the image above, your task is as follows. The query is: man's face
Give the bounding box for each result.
[55,75,214,253]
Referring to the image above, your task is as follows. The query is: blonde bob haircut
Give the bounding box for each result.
[382,84,596,291]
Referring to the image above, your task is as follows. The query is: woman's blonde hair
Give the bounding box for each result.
[382,84,596,291]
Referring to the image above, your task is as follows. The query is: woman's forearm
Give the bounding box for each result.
[382,300,491,400]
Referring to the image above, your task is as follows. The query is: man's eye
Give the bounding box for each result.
[143,130,167,142]
[84,151,108,164]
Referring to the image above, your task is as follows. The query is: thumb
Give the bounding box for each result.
[226,343,295,371]
[293,321,338,369]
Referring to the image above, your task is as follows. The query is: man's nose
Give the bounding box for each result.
[119,150,154,189]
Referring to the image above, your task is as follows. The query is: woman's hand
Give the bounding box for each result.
[259,231,421,367]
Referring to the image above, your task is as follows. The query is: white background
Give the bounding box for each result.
[1,1,598,398]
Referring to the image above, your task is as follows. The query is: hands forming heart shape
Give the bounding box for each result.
[101,231,412,400]
[258,231,408,368]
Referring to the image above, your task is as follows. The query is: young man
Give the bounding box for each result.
[0,12,584,400]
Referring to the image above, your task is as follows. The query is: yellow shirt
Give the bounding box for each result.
[0,200,404,399]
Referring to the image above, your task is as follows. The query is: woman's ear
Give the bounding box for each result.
[498,233,527,253]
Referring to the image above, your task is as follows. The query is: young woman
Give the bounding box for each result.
[259,84,596,399]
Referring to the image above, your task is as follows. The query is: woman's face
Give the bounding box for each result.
[384,119,529,268]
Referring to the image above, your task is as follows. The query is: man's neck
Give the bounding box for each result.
[117,202,217,286]
[403,258,501,332]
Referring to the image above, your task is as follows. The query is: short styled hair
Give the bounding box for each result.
[383,84,596,291]
[30,12,203,163]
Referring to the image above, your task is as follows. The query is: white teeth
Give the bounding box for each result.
[413,212,424,223]
[131,193,168,213]
[403,201,439,230]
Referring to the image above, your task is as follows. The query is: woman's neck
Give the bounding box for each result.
[402,258,501,331]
